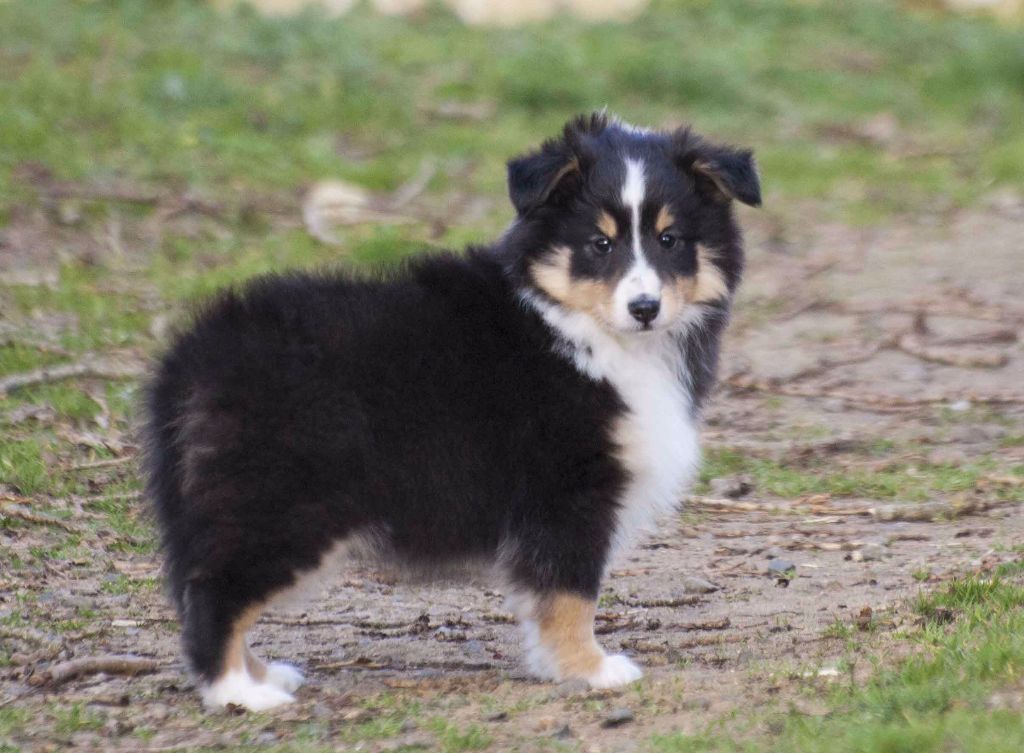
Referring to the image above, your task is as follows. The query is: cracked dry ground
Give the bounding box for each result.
[2,203,1024,752]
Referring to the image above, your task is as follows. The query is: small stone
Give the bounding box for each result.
[855,606,873,630]
[708,474,753,499]
[948,425,994,443]
[57,201,83,226]
[680,576,720,594]
[149,313,172,342]
[534,716,559,732]
[899,364,931,382]
[379,735,432,751]
[767,559,796,577]
[546,677,589,700]
[399,719,417,732]
[552,724,574,739]
[926,447,968,466]
[860,543,886,561]
[601,708,635,728]
[342,708,373,723]
[483,711,507,722]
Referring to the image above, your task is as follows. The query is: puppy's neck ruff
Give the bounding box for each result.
[522,291,701,561]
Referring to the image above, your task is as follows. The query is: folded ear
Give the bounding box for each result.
[675,130,762,208]
[507,146,581,216]
[507,112,608,216]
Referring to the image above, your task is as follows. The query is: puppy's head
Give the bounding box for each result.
[504,113,759,335]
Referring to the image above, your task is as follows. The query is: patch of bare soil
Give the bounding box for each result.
[2,198,1023,751]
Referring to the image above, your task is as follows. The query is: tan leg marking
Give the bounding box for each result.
[536,593,604,678]
[220,603,266,678]
[655,205,675,234]
[597,211,618,240]
[243,645,268,682]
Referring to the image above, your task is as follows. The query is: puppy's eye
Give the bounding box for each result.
[658,232,677,250]
[592,236,613,255]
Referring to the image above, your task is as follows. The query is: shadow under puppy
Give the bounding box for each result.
[144,112,761,710]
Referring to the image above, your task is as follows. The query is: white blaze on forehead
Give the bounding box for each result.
[615,158,660,325]
[621,158,646,256]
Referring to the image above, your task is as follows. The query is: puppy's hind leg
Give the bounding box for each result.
[183,583,296,712]
[244,646,304,694]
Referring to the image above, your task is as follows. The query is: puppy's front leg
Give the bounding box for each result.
[516,591,643,689]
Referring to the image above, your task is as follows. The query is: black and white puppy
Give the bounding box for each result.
[144,112,760,711]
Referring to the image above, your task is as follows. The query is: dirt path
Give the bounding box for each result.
[2,202,1023,751]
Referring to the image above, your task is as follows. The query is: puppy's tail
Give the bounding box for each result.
[141,350,193,616]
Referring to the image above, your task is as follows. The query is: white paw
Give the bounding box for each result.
[265,662,304,693]
[585,654,643,689]
[201,670,296,712]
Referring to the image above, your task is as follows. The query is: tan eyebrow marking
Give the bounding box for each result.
[655,206,675,234]
[597,211,618,239]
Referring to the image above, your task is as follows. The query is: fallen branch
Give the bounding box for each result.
[688,494,1018,523]
[0,503,77,533]
[896,334,1009,369]
[724,374,1024,410]
[316,657,391,671]
[0,336,70,356]
[70,456,135,471]
[678,617,731,632]
[387,157,438,210]
[43,182,162,205]
[687,496,861,516]
[0,356,144,396]
[622,595,702,608]
[0,404,57,427]
[621,633,747,653]
[29,655,161,686]
[982,475,1024,488]
[870,498,1017,522]
[0,625,62,649]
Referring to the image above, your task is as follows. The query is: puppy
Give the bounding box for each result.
[144,112,760,711]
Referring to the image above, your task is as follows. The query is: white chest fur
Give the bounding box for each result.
[526,297,701,561]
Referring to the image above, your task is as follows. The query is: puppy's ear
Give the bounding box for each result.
[507,146,581,216]
[675,129,761,208]
[507,112,607,216]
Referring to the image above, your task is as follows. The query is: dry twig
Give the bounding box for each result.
[71,456,135,471]
[0,502,77,533]
[388,157,438,210]
[896,334,1009,368]
[29,655,161,686]
[0,356,144,396]
[724,374,1024,411]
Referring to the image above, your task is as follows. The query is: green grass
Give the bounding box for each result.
[428,718,493,753]
[2,0,1024,226]
[0,438,49,495]
[651,568,1024,753]
[697,446,1024,503]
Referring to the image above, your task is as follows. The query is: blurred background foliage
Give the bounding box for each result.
[2,0,1023,240]
[0,0,1022,309]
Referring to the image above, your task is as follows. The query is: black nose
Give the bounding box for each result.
[628,296,660,325]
